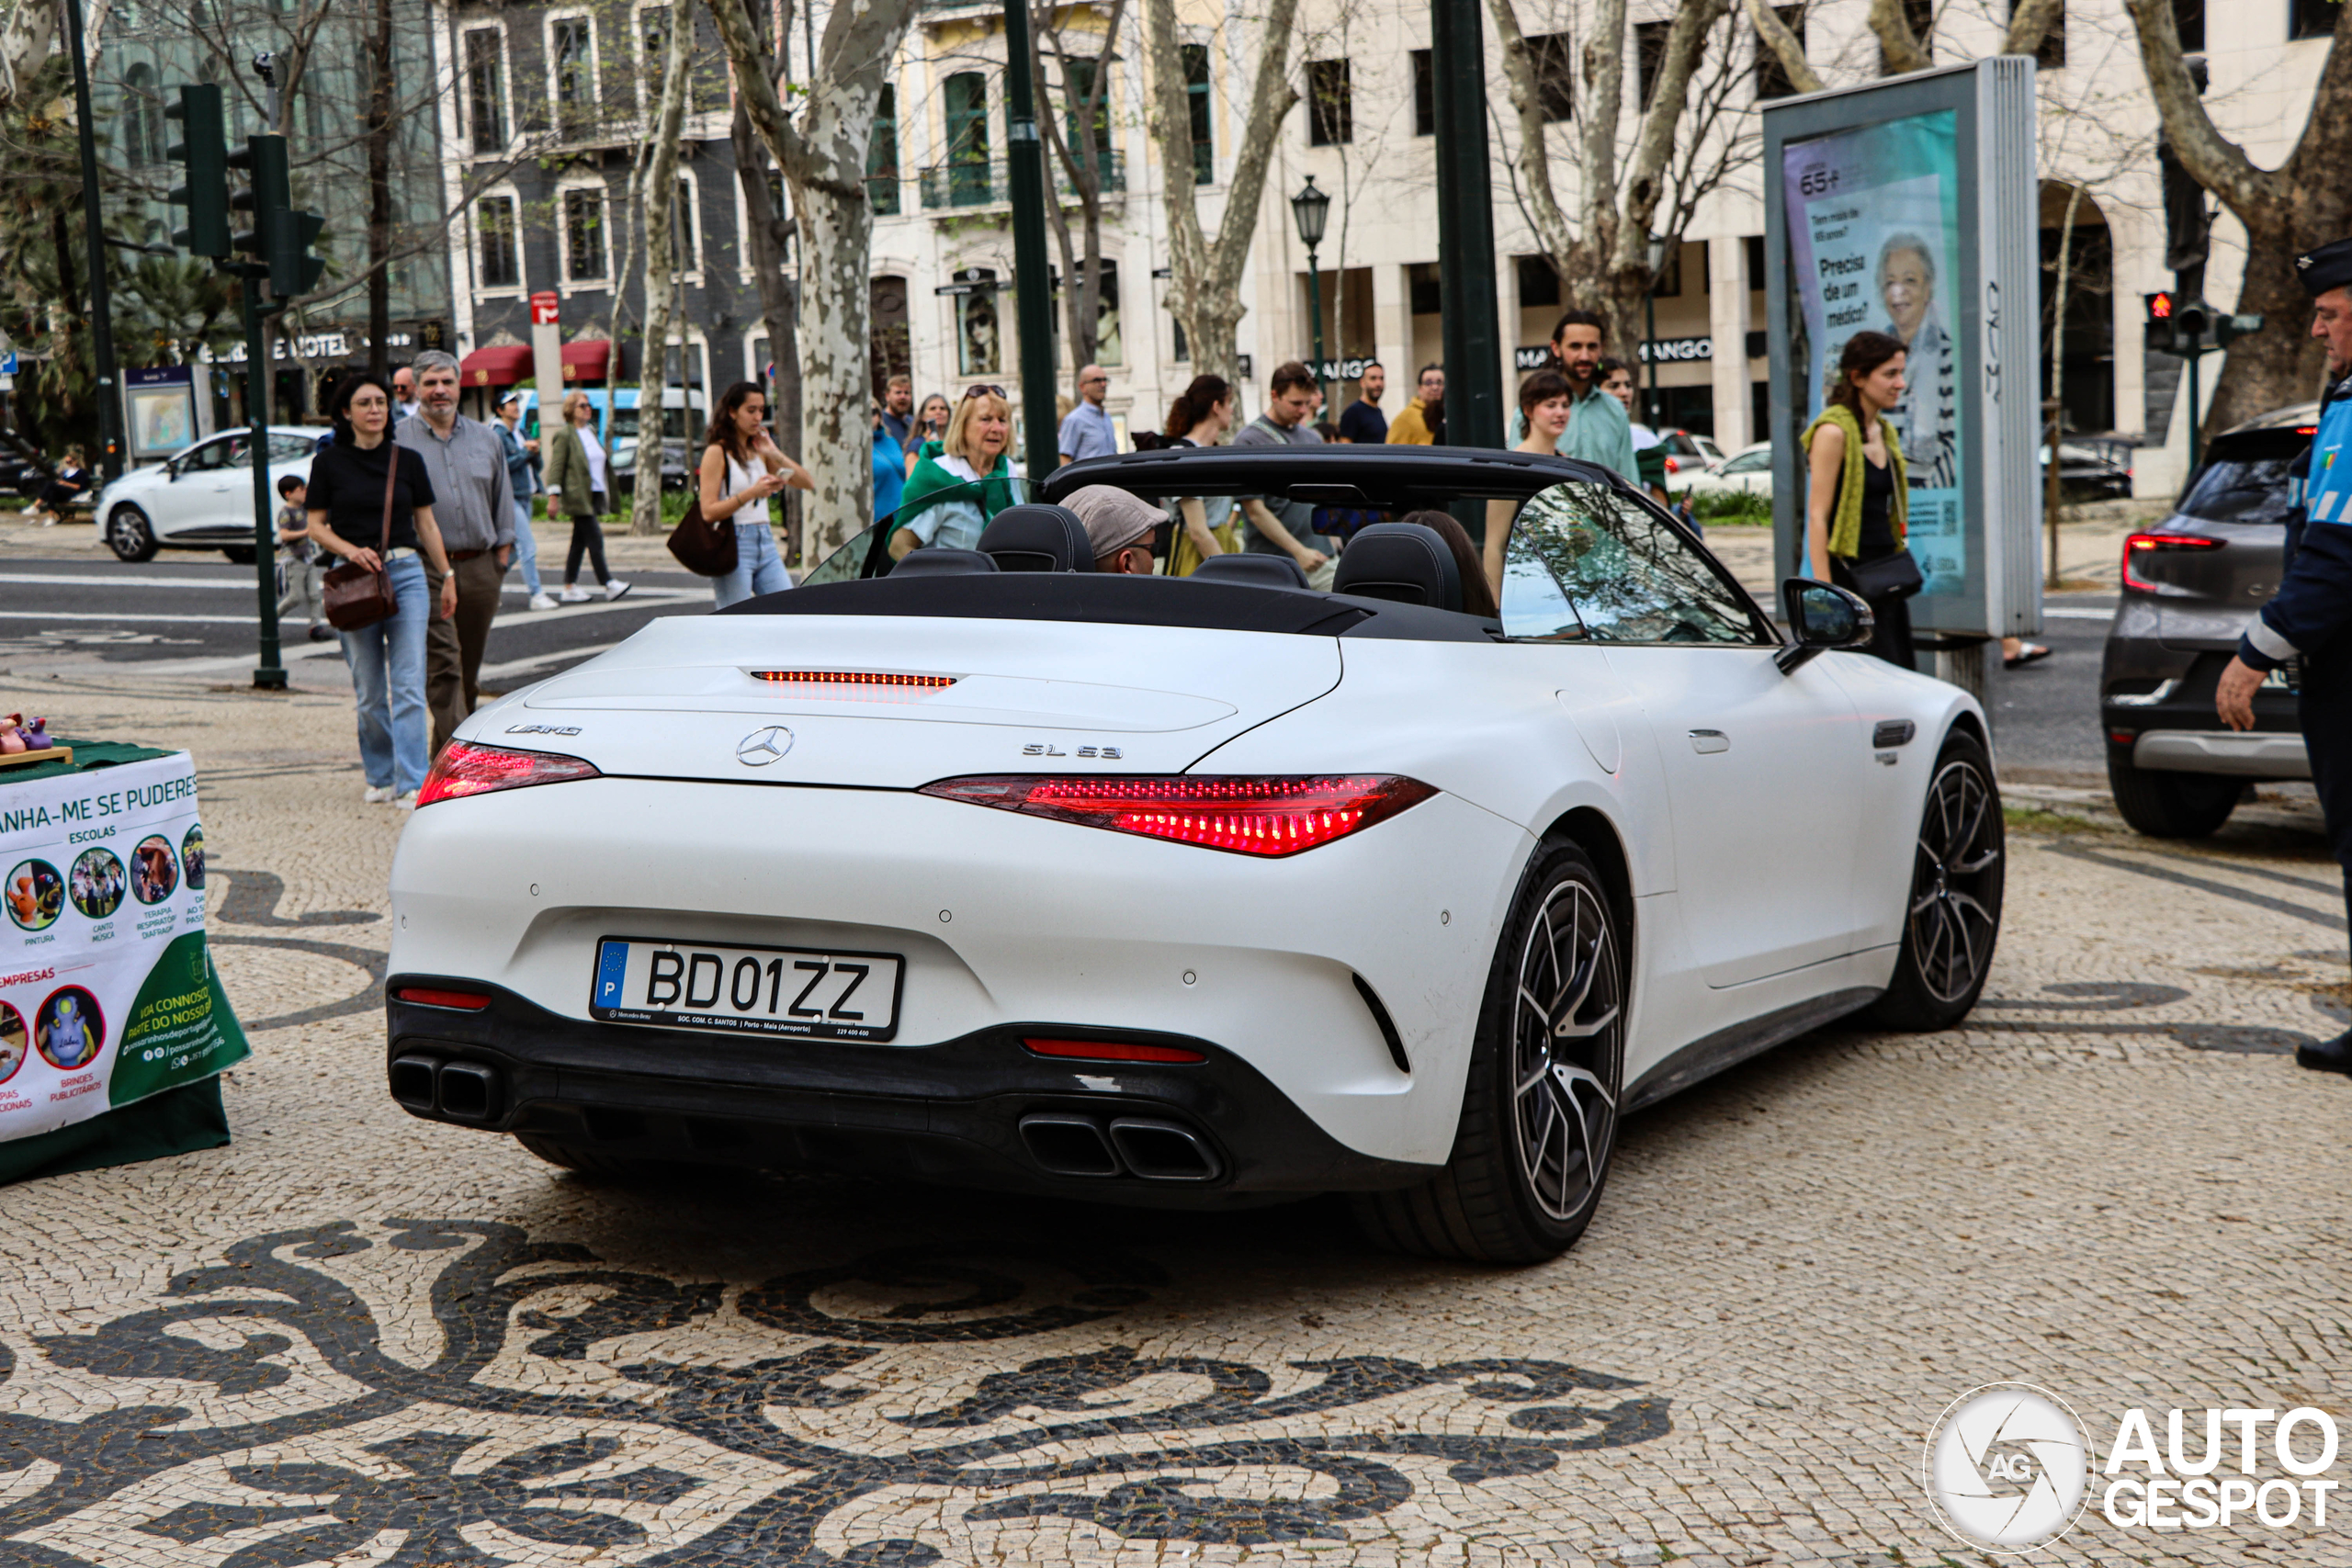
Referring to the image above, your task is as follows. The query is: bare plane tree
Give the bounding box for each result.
[1032,0,1126,374]
[707,0,923,558]
[629,0,694,538]
[1140,0,1300,388]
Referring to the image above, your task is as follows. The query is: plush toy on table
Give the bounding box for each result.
[0,715,51,755]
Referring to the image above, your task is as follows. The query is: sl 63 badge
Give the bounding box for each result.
[1023,742,1122,759]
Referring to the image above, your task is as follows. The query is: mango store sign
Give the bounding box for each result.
[1515,336,1720,372]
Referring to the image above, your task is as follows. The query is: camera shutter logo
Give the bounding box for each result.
[736,727,794,766]
[1923,1382,2090,1553]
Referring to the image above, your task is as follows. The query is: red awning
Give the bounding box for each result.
[458,344,532,388]
[560,340,613,382]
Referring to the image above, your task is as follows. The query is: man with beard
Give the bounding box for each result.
[1517,310,1636,482]
[2217,236,2352,1073]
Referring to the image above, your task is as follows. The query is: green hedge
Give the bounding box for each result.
[1679,489,1771,525]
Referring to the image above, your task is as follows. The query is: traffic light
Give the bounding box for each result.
[164,84,228,258]
[272,205,327,299]
[2143,290,2177,355]
[225,135,270,269]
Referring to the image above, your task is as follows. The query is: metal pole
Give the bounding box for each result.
[1428,0,1501,454]
[1001,1,1058,479]
[1645,287,1659,426]
[63,0,125,481]
[2185,326,2202,468]
[1306,246,1326,412]
[244,276,286,691]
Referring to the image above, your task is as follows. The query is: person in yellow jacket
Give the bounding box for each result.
[1802,331,1913,669]
[1385,365,1446,445]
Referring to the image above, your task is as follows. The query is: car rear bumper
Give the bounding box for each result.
[384,981,1441,1204]
[2132,728,2311,778]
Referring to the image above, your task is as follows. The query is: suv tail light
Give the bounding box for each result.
[417,741,601,807]
[2121,532,2223,593]
[918,774,1438,857]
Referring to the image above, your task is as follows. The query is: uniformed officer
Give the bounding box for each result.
[2215,236,2352,1073]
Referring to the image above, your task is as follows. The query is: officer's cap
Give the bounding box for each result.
[2295,238,2352,297]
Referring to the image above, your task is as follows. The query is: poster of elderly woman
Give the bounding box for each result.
[1875,231,1958,491]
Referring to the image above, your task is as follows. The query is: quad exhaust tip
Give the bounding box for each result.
[390,1054,504,1125]
[1018,1112,1220,1182]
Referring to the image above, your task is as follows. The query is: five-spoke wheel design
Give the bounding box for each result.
[107,503,159,562]
[1510,878,1623,1225]
[1909,755,2001,1005]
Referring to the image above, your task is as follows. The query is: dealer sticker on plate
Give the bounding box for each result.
[590,937,903,1041]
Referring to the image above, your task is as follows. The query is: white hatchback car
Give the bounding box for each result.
[96,425,319,563]
[1680,440,1774,499]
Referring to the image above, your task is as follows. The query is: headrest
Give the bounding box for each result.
[888,547,999,578]
[1190,553,1313,592]
[1329,523,1463,612]
[978,504,1094,572]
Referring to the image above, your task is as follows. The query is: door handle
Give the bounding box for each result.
[1688,728,1729,754]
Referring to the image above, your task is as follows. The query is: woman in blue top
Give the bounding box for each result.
[872,400,905,522]
[890,386,1018,558]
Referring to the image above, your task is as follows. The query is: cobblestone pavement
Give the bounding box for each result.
[3,673,2348,1567]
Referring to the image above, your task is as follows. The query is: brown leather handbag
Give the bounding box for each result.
[322,446,402,631]
[666,492,738,576]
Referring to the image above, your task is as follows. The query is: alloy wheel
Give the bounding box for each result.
[1510,878,1623,1224]
[1910,757,2002,1004]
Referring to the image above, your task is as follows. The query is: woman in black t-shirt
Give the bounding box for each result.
[307,374,457,806]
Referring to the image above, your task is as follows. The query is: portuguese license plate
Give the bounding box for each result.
[590,937,903,1041]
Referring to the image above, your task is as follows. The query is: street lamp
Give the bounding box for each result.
[1645,231,1668,430]
[1291,175,1331,408]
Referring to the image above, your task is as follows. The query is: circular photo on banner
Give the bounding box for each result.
[0,1000,25,1084]
[6,859,62,931]
[182,824,207,891]
[35,986,105,1071]
[70,847,126,919]
[130,835,179,905]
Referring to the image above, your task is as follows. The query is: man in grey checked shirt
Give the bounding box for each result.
[397,350,514,753]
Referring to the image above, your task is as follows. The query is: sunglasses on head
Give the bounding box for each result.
[963,384,1006,400]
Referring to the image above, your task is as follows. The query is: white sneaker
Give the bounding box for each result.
[528,592,558,611]
[605,580,632,601]
[559,586,592,604]
[363,784,393,804]
[391,791,417,810]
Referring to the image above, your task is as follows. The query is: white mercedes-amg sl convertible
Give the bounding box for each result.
[385,447,2001,1263]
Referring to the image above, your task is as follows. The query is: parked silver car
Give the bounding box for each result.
[2099,402,2315,835]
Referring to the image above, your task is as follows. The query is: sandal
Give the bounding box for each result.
[2004,644,2052,670]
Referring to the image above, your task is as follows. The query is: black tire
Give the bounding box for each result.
[221,546,257,565]
[1353,841,1626,1265]
[513,1132,685,1180]
[106,504,159,562]
[2107,750,2238,838]
[1864,733,2006,1032]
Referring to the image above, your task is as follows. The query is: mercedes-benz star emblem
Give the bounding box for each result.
[736,726,794,765]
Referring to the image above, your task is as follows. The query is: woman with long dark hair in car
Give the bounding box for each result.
[1803,330,1916,669]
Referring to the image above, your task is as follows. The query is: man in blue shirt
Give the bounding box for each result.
[2216,235,2352,1072]
[1057,365,1117,466]
[493,390,553,610]
[1337,361,1388,444]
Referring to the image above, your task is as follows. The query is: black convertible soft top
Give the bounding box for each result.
[1040,444,1624,509]
[718,570,1502,642]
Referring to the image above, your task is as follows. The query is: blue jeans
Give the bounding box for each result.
[713,518,791,609]
[511,499,542,596]
[340,552,431,793]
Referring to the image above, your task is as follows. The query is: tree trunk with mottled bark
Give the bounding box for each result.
[2123,0,2352,433]
[1141,0,1299,389]
[705,0,919,560]
[365,0,393,379]
[629,0,692,537]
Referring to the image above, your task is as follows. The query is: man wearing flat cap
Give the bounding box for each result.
[1063,484,1167,573]
[2216,235,2352,1072]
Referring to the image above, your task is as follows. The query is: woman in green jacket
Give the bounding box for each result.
[1803,331,1910,668]
[890,386,1021,559]
[542,391,629,602]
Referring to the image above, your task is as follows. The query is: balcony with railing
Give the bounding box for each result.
[915,149,1125,212]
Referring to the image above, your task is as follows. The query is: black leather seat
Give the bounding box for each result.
[888,547,999,578]
[1190,554,1313,591]
[978,504,1094,572]
[1329,523,1462,611]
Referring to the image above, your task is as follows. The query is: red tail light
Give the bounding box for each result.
[416,741,601,807]
[2121,532,2222,593]
[396,987,491,1010]
[918,774,1438,857]
[1664,456,1680,474]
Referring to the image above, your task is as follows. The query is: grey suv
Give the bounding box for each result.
[2100,402,2317,835]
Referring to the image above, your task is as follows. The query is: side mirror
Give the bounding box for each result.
[1775,579,1874,673]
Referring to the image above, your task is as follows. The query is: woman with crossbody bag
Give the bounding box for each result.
[1803,331,1920,671]
[306,374,457,807]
